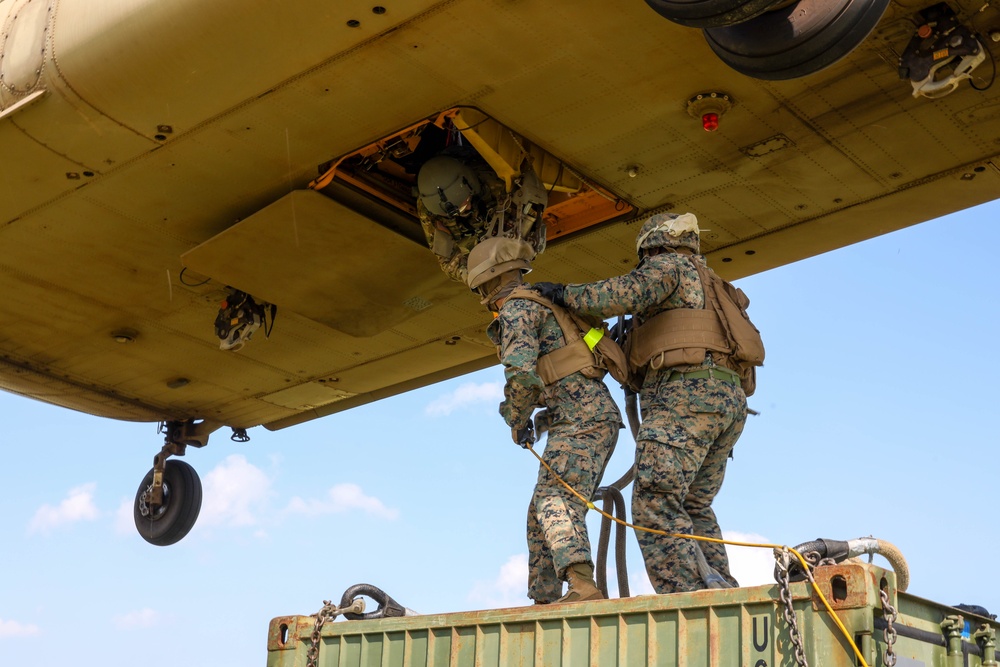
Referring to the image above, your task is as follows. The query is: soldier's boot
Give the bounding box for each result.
[555,564,605,603]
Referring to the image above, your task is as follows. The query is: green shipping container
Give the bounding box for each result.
[267,563,999,667]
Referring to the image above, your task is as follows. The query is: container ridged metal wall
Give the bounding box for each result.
[266,564,999,667]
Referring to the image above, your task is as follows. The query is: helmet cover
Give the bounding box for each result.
[466,237,535,290]
[635,212,701,256]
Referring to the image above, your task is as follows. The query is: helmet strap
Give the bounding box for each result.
[477,271,523,310]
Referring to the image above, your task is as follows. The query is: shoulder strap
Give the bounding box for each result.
[509,287,634,388]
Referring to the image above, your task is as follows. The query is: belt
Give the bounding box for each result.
[666,366,740,386]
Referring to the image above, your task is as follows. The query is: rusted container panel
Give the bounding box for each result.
[266,564,999,667]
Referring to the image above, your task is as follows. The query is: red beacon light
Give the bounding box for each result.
[687,92,733,134]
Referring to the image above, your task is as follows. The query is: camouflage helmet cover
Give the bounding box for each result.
[417,155,482,217]
[635,212,701,256]
[466,237,535,290]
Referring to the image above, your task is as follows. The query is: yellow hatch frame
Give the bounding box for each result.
[309,107,634,241]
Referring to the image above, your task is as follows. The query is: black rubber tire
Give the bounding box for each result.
[133,460,203,546]
[645,0,787,28]
[703,0,891,80]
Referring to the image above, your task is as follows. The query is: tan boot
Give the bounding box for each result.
[555,564,605,603]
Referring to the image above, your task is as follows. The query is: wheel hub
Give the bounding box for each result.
[138,481,171,520]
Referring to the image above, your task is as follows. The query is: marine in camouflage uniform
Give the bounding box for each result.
[535,213,749,594]
[416,153,504,284]
[417,198,479,282]
[468,237,622,604]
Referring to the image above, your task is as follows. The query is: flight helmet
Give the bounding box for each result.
[417,155,482,218]
[635,212,701,257]
[466,237,534,292]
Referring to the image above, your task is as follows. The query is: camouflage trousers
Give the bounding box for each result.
[633,376,747,594]
[527,419,620,603]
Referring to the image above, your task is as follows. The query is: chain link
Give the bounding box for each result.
[306,600,338,667]
[305,597,368,667]
[776,548,810,667]
[880,587,898,667]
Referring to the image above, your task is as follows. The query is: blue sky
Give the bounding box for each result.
[2,199,998,667]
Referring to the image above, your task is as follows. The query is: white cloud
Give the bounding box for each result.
[723,530,778,587]
[114,498,134,535]
[607,532,775,597]
[113,608,160,629]
[0,618,40,638]
[286,483,398,520]
[468,554,531,608]
[200,455,272,527]
[620,568,655,598]
[28,483,99,534]
[425,381,503,416]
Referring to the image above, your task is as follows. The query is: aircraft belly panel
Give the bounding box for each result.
[702,156,1000,279]
[8,87,155,171]
[329,338,492,395]
[0,123,87,223]
[181,190,457,338]
[259,383,354,411]
[0,355,164,422]
[0,0,997,431]
[47,0,441,136]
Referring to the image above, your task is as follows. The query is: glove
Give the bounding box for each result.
[511,421,535,448]
[532,282,566,307]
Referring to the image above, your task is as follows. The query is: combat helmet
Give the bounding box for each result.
[417,155,482,218]
[466,236,534,293]
[634,212,701,257]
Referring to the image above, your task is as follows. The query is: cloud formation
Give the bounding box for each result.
[114,498,134,535]
[286,483,398,520]
[113,608,160,629]
[604,530,776,597]
[28,483,99,535]
[199,454,272,528]
[0,618,40,638]
[425,382,503,416]
[467,554,529,609]
[722,530,776,587]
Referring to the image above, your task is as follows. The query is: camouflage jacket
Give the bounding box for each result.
[487,292,621,430]
[418,199,480,283]
[562,251,706,324]
[562,252,746,443]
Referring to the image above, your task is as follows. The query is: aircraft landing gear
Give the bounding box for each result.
[134,420,219,546]
[644,0,891,79]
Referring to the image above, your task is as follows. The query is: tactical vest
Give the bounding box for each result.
[627,256,764,396]
[503,287,632,389]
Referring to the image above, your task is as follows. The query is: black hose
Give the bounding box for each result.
[339,583,406,620]
[774,538,850,582]
[593,390,640,599]
[593,485,630,599]
[602,392,640,493]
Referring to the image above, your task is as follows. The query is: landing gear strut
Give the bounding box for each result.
[133,420,219,546]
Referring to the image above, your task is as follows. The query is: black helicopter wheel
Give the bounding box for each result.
[702,0,891,80]
[645,0,787,28]
[133,459,203,546]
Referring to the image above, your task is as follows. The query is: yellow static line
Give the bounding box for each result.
[526,444,871,667]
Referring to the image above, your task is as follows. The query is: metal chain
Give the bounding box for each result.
[880,587,898,667]
[305,597,368,667]
[776,548,810,667]
[306,600,338,667]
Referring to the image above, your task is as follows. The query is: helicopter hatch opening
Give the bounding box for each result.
[309,107,635,243]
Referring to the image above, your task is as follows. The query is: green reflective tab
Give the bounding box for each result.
[583,328,604,351]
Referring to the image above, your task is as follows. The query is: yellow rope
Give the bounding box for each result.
[526,444,870,667]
